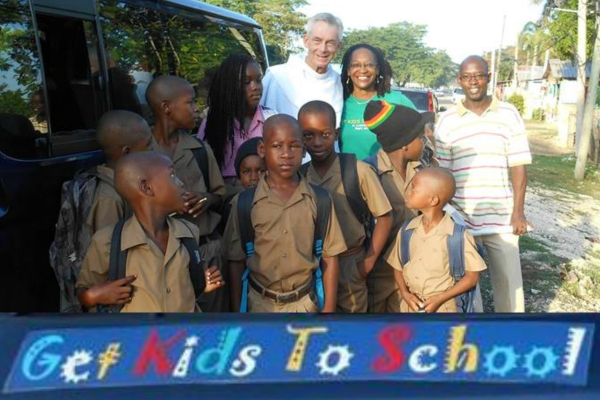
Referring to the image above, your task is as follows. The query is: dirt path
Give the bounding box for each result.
[478,121,600,312]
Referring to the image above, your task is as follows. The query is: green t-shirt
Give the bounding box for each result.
[340,91,416,160]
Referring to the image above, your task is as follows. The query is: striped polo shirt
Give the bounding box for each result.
[434,97,532,236]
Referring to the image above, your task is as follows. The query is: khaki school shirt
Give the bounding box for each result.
[385,213,486,300]
[151,132,226,237]
[77,215,200,312]
[224,175,347,292]
[305,155,392,249]
[374,150,420,247]
[86,165,126,234]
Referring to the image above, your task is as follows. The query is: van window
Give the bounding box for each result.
[98,0,267,121]
[0,0,47,159]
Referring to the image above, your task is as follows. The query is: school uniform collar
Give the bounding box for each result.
[120,214,196,252]
[457,96,499,117]
[377,150,422,176]
[407,212,455,236]
[96,164,115,185]
[254,173,312,207]
[306,153,340,184]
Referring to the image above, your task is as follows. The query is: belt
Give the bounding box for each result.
[339,245,364,257]
[248,276,312,304]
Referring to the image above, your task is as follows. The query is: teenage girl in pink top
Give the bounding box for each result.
[197,54,275,192]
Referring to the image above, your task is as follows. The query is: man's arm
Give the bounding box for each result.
[321,255,339,313]
[510,165,528,235]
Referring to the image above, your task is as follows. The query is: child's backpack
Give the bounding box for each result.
[49,166,109,313]
[399,216,480,313]
[300,153,372,243]
[98,218,206,313]
[191,137,210,190]
[236,184,331,312]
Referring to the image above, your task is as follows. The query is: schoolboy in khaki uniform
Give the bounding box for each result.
[385,168,486,312]
[146,76,227,312]
[225,114,347,313]
[87,110,153,234]
[76,152,224,312]
[363,100,433,312]
[298,101,392,313]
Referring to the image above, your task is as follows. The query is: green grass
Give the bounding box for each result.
[528,154,600,199]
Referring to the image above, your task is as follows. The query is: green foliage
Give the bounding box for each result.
[339,22,457,88]
[202,0,308,64]
[528,154,600,199]
[507,93,525,115]
[0,87,30,116]
[531,108,544,120]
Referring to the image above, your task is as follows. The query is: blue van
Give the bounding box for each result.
[0,0,268,312]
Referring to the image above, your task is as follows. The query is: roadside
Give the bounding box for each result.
[479,120,600,312]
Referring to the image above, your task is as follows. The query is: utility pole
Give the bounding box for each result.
[575,6,600,180]
[575,0,587,150]
[513,35,519,89]
[491,46,496,94]
[496,15,506,98]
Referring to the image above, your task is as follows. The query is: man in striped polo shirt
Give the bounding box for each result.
[435,55,532,312]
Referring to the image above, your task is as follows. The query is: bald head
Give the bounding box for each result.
[145,75,192,112]
[459,55,488,74]
[96,110,150,155]
[418,167,456,205]
[114,151,172,203]
[263,114,302,142]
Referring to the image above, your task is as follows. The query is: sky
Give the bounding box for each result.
[298,0,546,63]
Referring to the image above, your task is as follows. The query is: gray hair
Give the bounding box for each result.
[305,13,344,42]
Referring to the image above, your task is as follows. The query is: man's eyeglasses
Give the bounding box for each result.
[349,62,378,71]
[459,74,488,82]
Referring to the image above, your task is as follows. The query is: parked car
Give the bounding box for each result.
[394,87,447,122]
[452,87,466,104]
[0,0,268,312]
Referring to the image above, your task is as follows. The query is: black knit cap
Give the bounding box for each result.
[234,137,263,178]
[364,100,432,152]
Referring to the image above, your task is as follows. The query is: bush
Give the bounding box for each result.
[507,94,525,116]
[532,108,544,121]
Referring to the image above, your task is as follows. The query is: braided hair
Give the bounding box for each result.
[204,53,259,168]
[340,44,393,100]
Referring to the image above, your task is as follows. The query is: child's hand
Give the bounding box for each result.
[183,191,210,218]
[423,294,445,313]
[401,291,422,312]
[204,266,225,293]
[89,275,136,306]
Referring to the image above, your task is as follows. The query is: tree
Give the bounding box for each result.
[202,0,308,65]
[340,22,457,88]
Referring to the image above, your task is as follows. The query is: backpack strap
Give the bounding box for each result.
[446,221,475,313]
[191,139,210,190]
[236,187,257,312]
[362,154,378,172]
[98,219,128,313]
[309,184,331,311]
[339,153,371,231]
[399,218,413,266]
[180,237,206,301]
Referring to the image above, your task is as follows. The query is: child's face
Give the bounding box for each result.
[153,160,186,212]
[260,122,304,179]
[405,134,425,161]
[168,84,199,130]
[245,62,263,109]
[299,111,337,163]
[239,155,266,189]
[405,172,432,211]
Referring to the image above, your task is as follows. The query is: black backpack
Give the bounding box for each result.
[236,184,331,312]
[191,138,209,189]
[300,153,372,243]
[98,219,206,312]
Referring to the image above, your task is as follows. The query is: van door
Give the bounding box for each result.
[0,0,105,312]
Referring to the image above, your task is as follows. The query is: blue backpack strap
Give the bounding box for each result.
[180,236,206,302]
[236,187,257,313]
[309,184,331,311]
[399,218,413,266]
[447,221,475,312]
[191,138,210,190]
